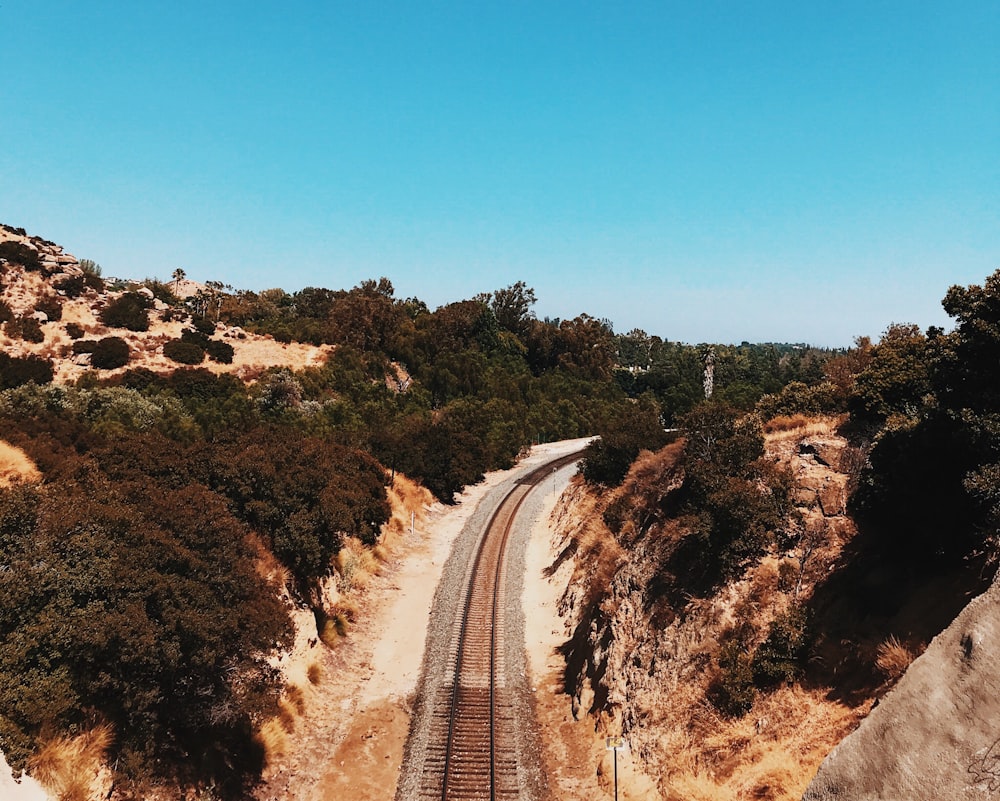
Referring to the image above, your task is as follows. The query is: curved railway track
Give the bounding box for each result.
[416,451,583,801]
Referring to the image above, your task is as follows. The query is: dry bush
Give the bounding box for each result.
[763,414,847,443]
[333,612,350,637]
[763,414,813,434]
[28,723,113,801]
[277,699,297,733]
[336,538,380,591]
[876,635,916,680]
[256,718,288,764]
[285,683,306,715]
[0,440,41,486]
[381,473,433,548]
[654,683,859,801]
[306,662,323,685]
[334,596,359,623]
[319,618,339,648]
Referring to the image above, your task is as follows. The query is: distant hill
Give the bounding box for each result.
[0,223,329,384]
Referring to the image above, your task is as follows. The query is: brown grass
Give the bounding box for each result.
[0,440,41,486]
[286,683,306,715]
[336,538,381,591]
[257,718,289,763]
[876,635,916,680]
[307,661,323,685]
[319,618,340,648]
[277,699,298,733]
[659,686,861,801]
[763,414,847,442]
[28,723,113,801]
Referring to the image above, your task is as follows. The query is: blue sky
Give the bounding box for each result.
[2,2,997,346]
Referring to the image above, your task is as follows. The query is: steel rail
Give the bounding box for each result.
[433,450,583,801]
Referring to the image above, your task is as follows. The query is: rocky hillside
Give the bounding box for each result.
[548,414,991,800]
[0,223,328,383]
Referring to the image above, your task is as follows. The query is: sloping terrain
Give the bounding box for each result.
[0,224,329,382]
[544,415,992,800]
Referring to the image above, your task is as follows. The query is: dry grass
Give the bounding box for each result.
[28,723,113,801]
[319,618,340,648]
[876,635,916,680]
[657,686,861,801]
[286,683,306,715]
[336,538,381,591]
[277,699,298,733]
[0,440,41,486]
[763,414,847,442]
[257,718,289,763]
[307,661,323,685]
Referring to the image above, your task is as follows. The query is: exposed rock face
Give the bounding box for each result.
[0,223,81,273]
[551,421,866,800]
[803,576,1000,801]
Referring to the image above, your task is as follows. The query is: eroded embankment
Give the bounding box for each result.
[539,416,992,801]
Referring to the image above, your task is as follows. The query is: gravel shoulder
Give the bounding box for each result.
[394,440,590,801]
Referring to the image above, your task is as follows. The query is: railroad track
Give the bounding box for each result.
[416,452,583,801]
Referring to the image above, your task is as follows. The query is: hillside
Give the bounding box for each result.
[544,412,993,800]
[0,223,329,383]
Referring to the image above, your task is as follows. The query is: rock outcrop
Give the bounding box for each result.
[803,575,1000,800]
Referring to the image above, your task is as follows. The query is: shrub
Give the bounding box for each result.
[78,258,102,277]
[708,639,756,717]
[54,274,87,298]
[5,316,44,343]
[180,328,210,349]
[581,395,668,486]
[163,339,205,365]
[83,272,105,292]
[100,292,151,332]
[142,279,179,305]
[191,316,217,336]
[64,322,85,339]
[206,338,235,364]
[90,337,130,370]
[35,295,63,323]
[0,300,12,323]
[876,635,915,680]
[72,339,98,354]
[0,241,41,271]
[0,353,54,388]
[751,607,811,688]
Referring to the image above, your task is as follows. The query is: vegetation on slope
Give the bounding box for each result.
[0,222,882,797]
[561,268,1000,799]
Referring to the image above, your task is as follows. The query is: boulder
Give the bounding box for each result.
[803,577,1000,800]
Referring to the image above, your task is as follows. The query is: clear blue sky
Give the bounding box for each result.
[2,2,997,346]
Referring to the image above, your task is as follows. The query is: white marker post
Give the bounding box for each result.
[605,735,626,801]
